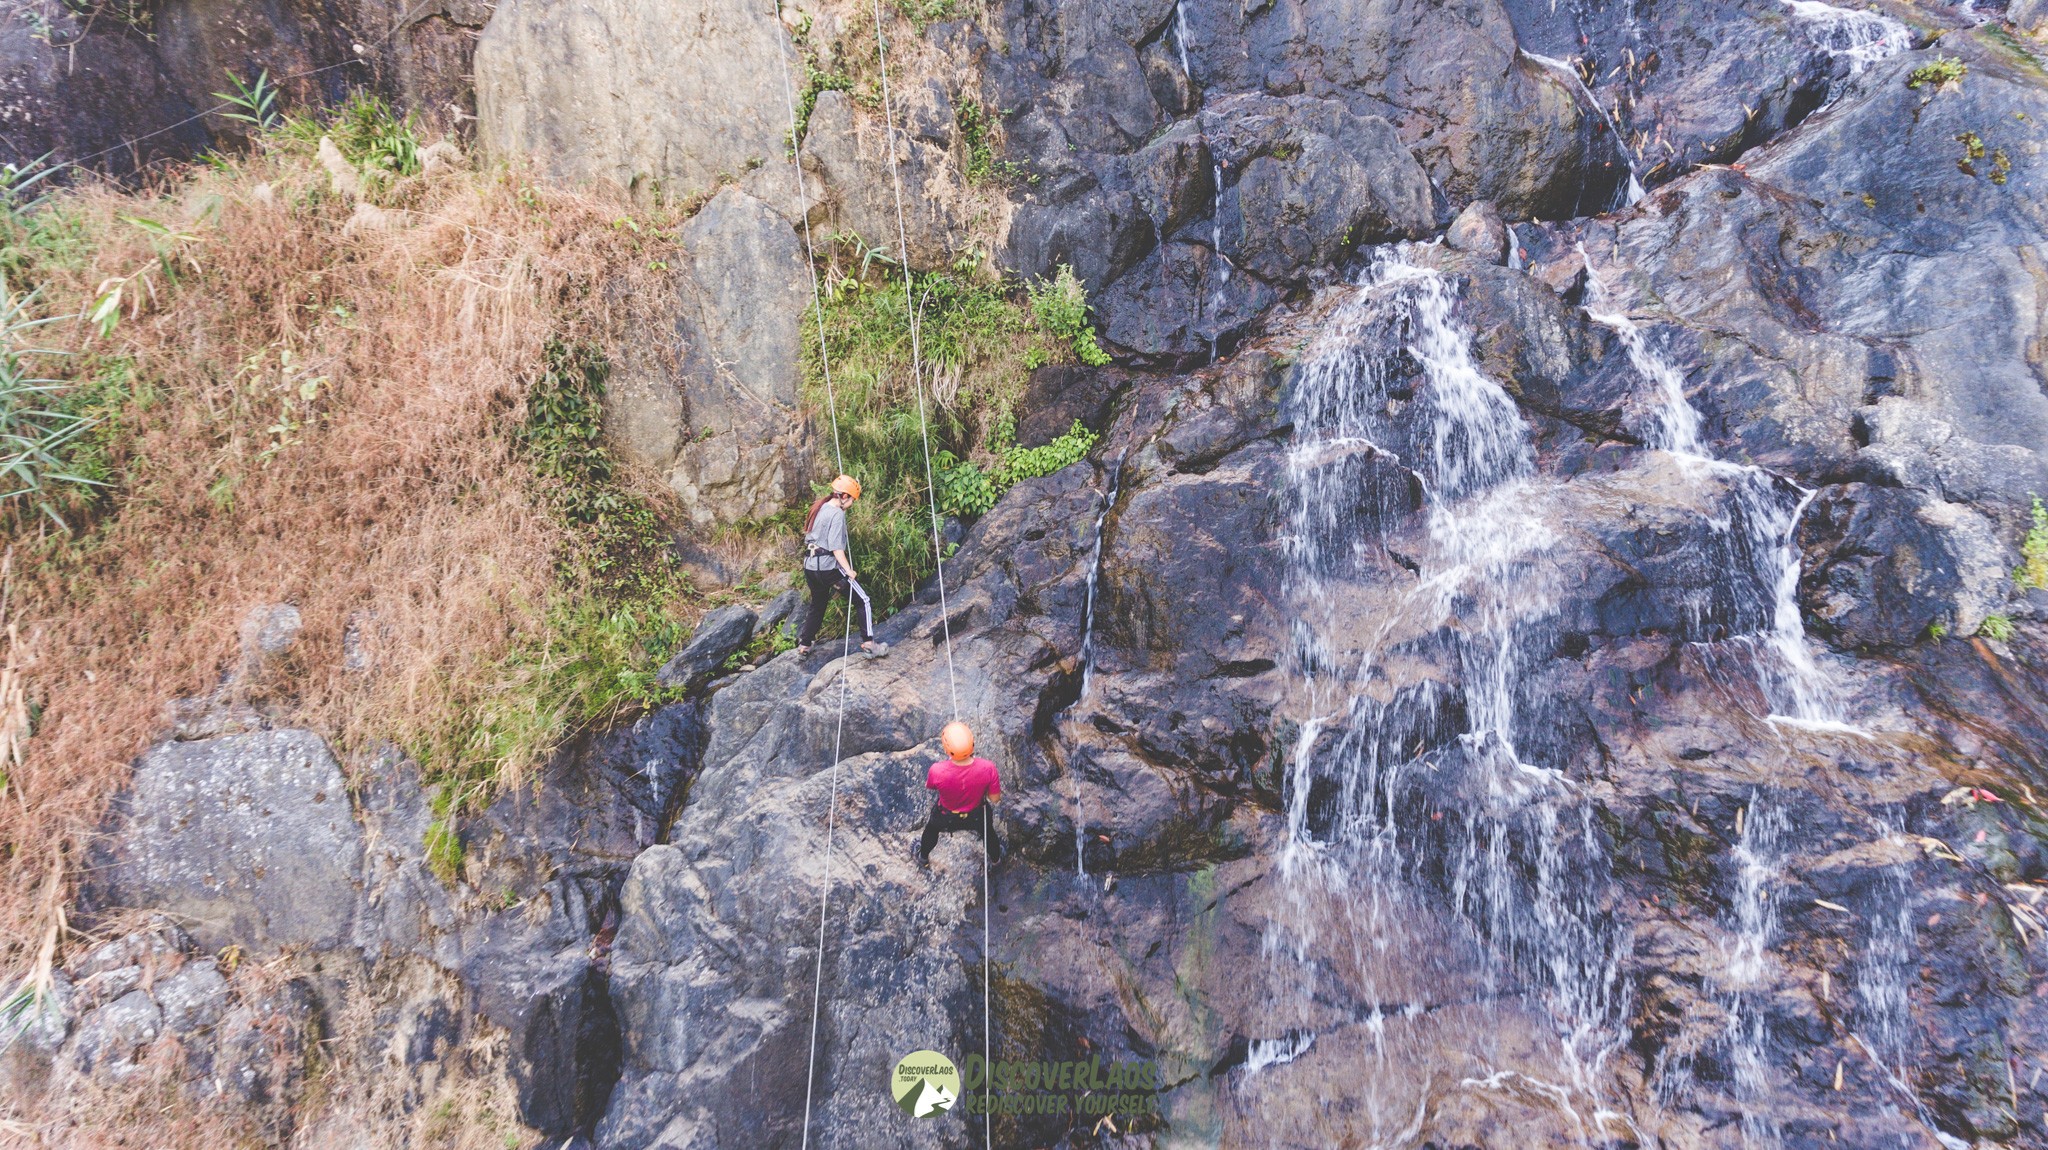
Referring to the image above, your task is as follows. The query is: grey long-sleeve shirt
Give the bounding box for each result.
[804,500,849,572]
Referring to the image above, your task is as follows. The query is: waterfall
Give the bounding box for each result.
[1578,246,1851,729]
[1505,223,1524,272]
[1720,792,1789,1148]
[1064,456,1126,877]
[1207,163,1232,364]
[1521,51,1644,211]
[1171,1,1194,88]
[1272,246,1629,1136]
[1780,1,1910,74]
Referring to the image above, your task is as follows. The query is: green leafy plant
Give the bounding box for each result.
[1028,265,1112,366]
[413,343,696,820]
[1907,56,1967,91]
[1929,620,1949,641]
[2016,495,2048,590]
[896,0,956,29]
[214,69,281,131]
[935,419,1099,520]
[787,39,852,150]
[0,281,102,528]
[956,100,1023,185]
[1980,613,2016,643]
[87,215,203,340]
[328,93,421,189]
[801,244,1066,609]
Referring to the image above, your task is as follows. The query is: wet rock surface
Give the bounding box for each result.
[30,0,2048,1146]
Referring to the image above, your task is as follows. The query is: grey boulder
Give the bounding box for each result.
[656,604,760,688]
[84,729,362,956]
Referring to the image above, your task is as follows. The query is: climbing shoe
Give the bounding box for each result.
[912,840,930,869]
[861,641,890,659]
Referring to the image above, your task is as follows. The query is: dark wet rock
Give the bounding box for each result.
[1127,121,1216,242]
[1016,363,1123,446]
[1200,93,1437,284]
[753,589,803,641]
[1005,184,1158,298]
[1799,483,2010,648]
[84,729,362,956]
[1501,0,1839,184]
[1097,241,1277,361]
[656,604,759,689]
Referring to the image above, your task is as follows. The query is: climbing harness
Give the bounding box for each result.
[772,2,991,1145]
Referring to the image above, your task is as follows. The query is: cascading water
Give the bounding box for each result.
[1269,246,1631,1139]
[1171,0,1193,88]
[1062,456,1126,877]
[1578,246,1851,729]
[1206,163,1232,364]
[1780,0,1910,74]
[1521,50,1645,210]
[1720,792,1790,1148]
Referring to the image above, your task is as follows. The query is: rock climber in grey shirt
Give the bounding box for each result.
[798,474,885,656]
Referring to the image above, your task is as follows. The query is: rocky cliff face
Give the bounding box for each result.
[27,0,2048,1148]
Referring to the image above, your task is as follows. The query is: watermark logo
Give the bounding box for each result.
[891,1049,960,1117]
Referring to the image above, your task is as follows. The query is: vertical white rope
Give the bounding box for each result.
[868,8,987,1147]
[773,6,856,1148]
[869,0,960,724]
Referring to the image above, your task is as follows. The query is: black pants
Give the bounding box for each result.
[799,567,874,645]
[917,800,1002,863]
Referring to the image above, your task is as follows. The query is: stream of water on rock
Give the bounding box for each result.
[1780,0,1910,75]
[1065,455,1126,877]
[1266,240,1871,1141]
[1271,246,1630,1141]
[1521,51,1646,211]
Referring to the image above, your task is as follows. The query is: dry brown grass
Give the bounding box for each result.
[0,146,691,986]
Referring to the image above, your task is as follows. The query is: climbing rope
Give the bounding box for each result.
[774,5,991,1144]
[770,6,858,1148]
[864,3,989,1146]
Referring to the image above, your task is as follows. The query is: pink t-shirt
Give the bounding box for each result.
[926,756,1001,814]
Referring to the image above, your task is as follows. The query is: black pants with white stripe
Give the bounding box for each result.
[799,567,874,646]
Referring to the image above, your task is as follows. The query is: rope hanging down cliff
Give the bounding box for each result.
[773,4,991,1144]
[769,7,858,1148]
[865,4,991,1148]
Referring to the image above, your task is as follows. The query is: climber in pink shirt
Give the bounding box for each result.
[915,721,1003,867]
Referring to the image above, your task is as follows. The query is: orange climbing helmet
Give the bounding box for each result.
[941,721,975,763]
[831,474,862,501]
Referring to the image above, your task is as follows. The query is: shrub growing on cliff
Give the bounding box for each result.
[1907,56,1968,91]
[935,419,1099,519]
[2017,495,2048,590]
[1028,264,1111,367]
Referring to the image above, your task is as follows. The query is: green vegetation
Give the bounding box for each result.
[278,91,422,193]
[0,282,101,529]
[784,13,852,150]
[1027,265,1111,367]
[723,622,798,672]
[956,100,1025,185]
[2016,495,2048,590]
[214,70,282,131]
[1980,613,2016,643]
[411,343,699,867]
[1908,56,1968,91]
[896,0,957,29]
[1930,620,1949,641]
[935,419,1099,518]
[802,245,1106,610]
